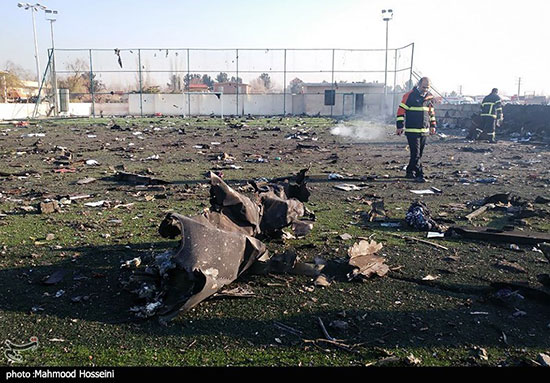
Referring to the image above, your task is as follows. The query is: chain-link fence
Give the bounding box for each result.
[34,44,414,118]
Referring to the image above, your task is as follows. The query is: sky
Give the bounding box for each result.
[1,0,549,96]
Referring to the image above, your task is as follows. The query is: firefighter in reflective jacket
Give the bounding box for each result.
[396,77,437,182]
[476,88,503,142]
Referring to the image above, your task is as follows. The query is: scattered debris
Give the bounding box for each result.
[213,286,256,299]
[292,220,314,237]
[53,168,76,174]
[537,353,550,367]
[41,270,66,285]
[347,240,389,280]
[329,320,348,330]
[410,187,442,195]
[115,171,170,185]
[317,317,335,341]
[328,173,344,180]
[121,257,141,269]
[475,177,497,184]
[422,275,439,281]
[494,260,527,274]
[314,274,332,287]
[387,233,449,251]
[84,201,107,208]
[365,200,386,222]
[470,346,488,361]
[125,170,313,322]
[333,184,362,192]
[405,201,446,232]
[77,177,97,185]
[447,227,550,245]
[466,204,494,221]
[405,354,422,366]
[39,201,61,214]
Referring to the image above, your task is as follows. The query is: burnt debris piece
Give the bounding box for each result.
[405,201,446,232]
[114,171,170,185]
[124,169,313,323]
[446,227,550,245]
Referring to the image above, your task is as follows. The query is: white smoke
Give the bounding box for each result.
[330,120,389,141]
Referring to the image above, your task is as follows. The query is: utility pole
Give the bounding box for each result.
[517,77,521,102]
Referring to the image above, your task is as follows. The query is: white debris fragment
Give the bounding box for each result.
[84,200,106,207]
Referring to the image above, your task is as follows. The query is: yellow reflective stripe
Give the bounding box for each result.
[405,128,429,133]
[408,106,429,111]
[482,102,495,106]
[399,103,410,110]
[430,116,436,121]
[396,116,405,121]
[481,113,497,118]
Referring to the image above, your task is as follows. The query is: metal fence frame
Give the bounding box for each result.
[41,44,414,117]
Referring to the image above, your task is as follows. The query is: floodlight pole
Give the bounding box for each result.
[18,3,45,86]
[45,10,58,115]
[382,8,393,116]
[31,7,40,85]
[382,9,393,96]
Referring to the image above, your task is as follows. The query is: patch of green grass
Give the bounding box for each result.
[1,117,549,367]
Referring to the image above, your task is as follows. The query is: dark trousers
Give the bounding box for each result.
[476,116,496,141]
[406,134,426,176]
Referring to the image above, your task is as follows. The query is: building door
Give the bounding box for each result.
[355,94,364,114]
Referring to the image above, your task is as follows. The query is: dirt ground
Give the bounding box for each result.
[0,116,549,367]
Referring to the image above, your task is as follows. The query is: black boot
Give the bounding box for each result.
[414,175,427,183]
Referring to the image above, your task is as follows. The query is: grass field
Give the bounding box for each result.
[0,116,549,366]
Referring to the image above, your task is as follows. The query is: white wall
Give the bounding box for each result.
[128,93,291,116]
[0,103,49,120]
[94,103,129,116]
[2,93,388,119]
[0,102,129,120]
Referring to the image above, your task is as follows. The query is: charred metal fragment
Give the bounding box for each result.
[447,227,550,245]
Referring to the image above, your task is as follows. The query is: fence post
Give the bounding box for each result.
[409,43,415,90]
[392,48,398,115]
[283,49,287,116]
[187,49,191,117]
[89,49,95,118]
[138,49,143,117]
[331,49,335,117]
[236,49,239,116]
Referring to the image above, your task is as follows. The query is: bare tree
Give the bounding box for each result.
[3,61,34,81]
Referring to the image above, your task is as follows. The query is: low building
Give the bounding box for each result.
[213,82,250,94]
[187,83,210,92]
[299,82,386,115]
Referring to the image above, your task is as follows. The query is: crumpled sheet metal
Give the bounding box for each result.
[153,212,267,322]
[129,170,311,322]
[259,190,305,233]
[210,173,261,236]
